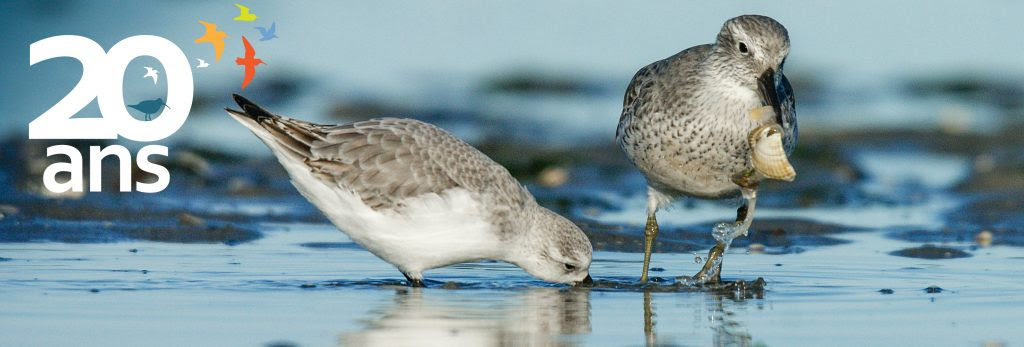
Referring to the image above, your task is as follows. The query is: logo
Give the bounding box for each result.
[29,35,194,194]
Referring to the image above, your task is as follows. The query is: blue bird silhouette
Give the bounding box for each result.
[127,98,170,121]
[255,22,277,41]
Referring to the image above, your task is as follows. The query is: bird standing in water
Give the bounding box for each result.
[616,15,797,283]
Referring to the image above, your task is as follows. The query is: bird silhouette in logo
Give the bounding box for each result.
[143,67,159,84]
[233,3,258,22]
[195,20,228,61]
[195,58,210,68]
[255,22,277,41]
[127,98,170,121]
[235,36,265,90]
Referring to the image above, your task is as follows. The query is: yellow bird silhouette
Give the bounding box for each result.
[195,20,228,61]
[233,3,258,22]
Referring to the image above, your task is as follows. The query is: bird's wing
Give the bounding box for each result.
[212,41,225,61]
[198,20,216,33]
[144,67,154,74]
[255,26,267,35]
[225,95,530,211]
[241,64,256,88]
[269,22,275,32]
[235,3,248,13]
[241,36,255,58]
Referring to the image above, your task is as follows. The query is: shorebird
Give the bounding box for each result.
[127,98,170,121]
[255,22,277,41]
[234,36,265,90]
[226,94,593,286]
[143,67,159,84]
[233,3,258,22]
[196,58,210,68]
[195,20,228,61]
[616,15,797,284]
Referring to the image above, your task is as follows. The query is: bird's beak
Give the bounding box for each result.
[757,68,781,121]
[575,274,593,287]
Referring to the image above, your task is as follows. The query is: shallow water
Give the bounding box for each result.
[3,226,1023,346]
[2,143,1024,346]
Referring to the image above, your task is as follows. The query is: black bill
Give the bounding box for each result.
[757,68,782,122]
[577,274,594,286]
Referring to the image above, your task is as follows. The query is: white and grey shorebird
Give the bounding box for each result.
[226,94,593,286]
[616,15,797,283]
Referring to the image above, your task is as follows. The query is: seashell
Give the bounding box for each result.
[748,124,796,181]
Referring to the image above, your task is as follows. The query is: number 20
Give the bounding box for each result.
[29,35,193,142]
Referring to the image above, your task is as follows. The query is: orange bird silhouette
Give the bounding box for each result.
[235,36,266,90]
[194,20,228,61]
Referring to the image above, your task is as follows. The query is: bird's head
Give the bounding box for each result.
[713,15,790,113]
[509,205,593,286]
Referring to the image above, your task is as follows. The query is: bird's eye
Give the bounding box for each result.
[563,263,576,271]
[738,42,749,54]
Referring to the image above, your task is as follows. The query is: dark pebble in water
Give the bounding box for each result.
[774,263,783,266]
[890,245,971,259]
[879,289,895,294]
[141,270,148,274]
[128,249,138,253]
[649,267,665,272]
[299,242,364,250]
[649,277,666,283]
[299,284,316,289]
[924,286,943,293]
[264,340,299,347]
[89,289,100,293]
[0,257,11,262]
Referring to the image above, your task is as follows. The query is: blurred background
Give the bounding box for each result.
[2,1,1023,146]
[1,0,1021,229]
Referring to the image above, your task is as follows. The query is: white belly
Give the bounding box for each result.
[280,159,504,274]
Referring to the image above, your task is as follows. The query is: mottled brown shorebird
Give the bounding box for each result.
[227,94,593,286]
[616,15,797,283]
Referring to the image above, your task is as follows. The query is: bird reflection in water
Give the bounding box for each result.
[341,287,591,346]
[642,279,764,347]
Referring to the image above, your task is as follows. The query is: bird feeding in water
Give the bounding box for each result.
[616,15,797,283]
[226,95,593,287]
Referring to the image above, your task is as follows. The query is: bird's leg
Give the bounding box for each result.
[402,272,425,287]
[639,212,659,282]
[691,173,759,284]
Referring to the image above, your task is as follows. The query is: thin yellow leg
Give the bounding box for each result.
[640,213,659,282]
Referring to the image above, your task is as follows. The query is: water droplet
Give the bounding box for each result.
[694,255,703,263]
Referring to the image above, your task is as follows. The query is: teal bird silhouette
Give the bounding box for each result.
[127,98,170,120]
